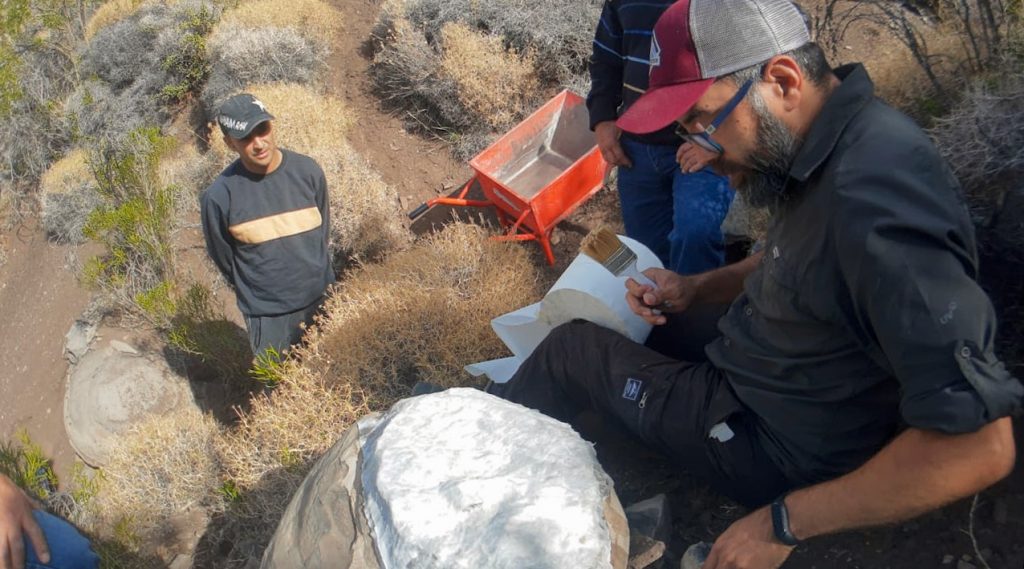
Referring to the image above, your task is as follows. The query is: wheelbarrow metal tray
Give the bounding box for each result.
[470,90,606,239]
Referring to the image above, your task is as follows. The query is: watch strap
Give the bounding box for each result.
[771,494,801,546]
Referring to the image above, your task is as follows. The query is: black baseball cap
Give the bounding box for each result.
[217,93,275,139]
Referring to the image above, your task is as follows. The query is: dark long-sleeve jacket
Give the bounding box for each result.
[586,0,679,146]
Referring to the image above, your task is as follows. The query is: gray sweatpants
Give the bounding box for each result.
[244,296,325,357]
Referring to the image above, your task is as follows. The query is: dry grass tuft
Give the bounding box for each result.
[87,408,223,543]
[39,148,92,196]
[304,222,542,405]
[440,23,541,131]
[158,141,221,216]
[209,82,410,261]
[214,0,342,48]
[39,149,102,244]
[84,0,144,41]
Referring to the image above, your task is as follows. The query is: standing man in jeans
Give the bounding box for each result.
[201,93,334,358]
[588,0,735,274]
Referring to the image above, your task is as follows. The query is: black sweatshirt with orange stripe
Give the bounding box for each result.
[200,149,334,317]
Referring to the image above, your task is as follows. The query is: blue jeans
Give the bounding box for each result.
[617,138,734,275]
[25,511,98,569]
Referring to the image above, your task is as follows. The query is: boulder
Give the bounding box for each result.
[63,319,97,364]
[64,340,196,466]
[263,388,629,569]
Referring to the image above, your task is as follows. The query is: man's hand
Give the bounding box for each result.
[0,475,48,569]
[595,121,632,168]
[703,507,793,569]
[625,268,697,325]
[676,141,717,173]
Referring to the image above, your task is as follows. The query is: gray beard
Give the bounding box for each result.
[736,90,802,209]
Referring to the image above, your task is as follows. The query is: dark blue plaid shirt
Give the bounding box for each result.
[586,0,679,146]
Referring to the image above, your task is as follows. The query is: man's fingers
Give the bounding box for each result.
[22,513,48,565]
[8,534,25,569]
[1,537,12,569]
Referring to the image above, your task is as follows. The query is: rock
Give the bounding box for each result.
[625,494,672,546]
[628,534,666,569]
[63,320,98,364]
[263,389,631,569]
[680,542,711,569]
[64,341,197,466]
[109,340,139,355]
[957,560,977,569]
[942,554,955,564]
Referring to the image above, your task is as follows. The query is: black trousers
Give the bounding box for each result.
[494,311,792,507]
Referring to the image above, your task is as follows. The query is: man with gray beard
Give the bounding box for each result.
[492,0,1022,567]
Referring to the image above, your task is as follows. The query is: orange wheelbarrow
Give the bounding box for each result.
[409,90,609,265]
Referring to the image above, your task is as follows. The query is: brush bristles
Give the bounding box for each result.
[580,227,637,276]
[580,227,623,263]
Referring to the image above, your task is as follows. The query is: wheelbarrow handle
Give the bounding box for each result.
[408,203,430,220]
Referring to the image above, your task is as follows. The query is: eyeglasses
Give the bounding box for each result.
[674,79,754,155]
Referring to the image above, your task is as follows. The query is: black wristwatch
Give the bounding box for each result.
[770,494,801,546]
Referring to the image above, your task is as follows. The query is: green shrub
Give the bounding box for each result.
[82,126,178,322]
[160,5,216,104]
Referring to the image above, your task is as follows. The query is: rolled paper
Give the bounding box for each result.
[466,235,662,383]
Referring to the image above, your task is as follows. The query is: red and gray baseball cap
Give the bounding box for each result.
[617,0,810,134]
[217,93,275,139]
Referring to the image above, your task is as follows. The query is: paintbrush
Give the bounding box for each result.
[580,227,659,290]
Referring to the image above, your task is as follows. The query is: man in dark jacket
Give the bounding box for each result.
[497,1,1022,567]
[201,94,334,357]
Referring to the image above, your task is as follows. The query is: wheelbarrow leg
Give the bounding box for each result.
[539,231,556,266]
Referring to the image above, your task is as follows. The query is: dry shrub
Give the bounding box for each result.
[929,70,1024,217]
[305,222,542,405]
[201,26,323,118]
[209,82,411,261]
[84,0,144,41]
[199,371,352,566]
[201,0,340,117]
[370,0,599,158]
[39,149,103,244]
[158,141,221,216]
[87,408,223,543]
[214,0,341,48]
[39,148,92,196]
[440,22,541,130]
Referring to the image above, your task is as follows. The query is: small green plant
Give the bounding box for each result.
[249,345,285,387]
[68,461,103,508]
[160,5,216,104]
[168,282,252,381]
[0,45,23,115]
[219,479,241,503]
[134,279,176,323]
[0,430,57,499]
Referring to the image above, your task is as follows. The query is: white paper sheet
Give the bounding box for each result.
[467,235,662,383]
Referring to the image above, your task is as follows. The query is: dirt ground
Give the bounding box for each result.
[0,0,1021,567]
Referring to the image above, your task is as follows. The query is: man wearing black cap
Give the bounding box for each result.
[201,93,334,358]
[494,0,1021,567]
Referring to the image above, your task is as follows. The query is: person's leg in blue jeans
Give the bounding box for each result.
[616,139,676,267]
[668,168,734,275]
[616,139,733,274]
[25,511,98,569]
